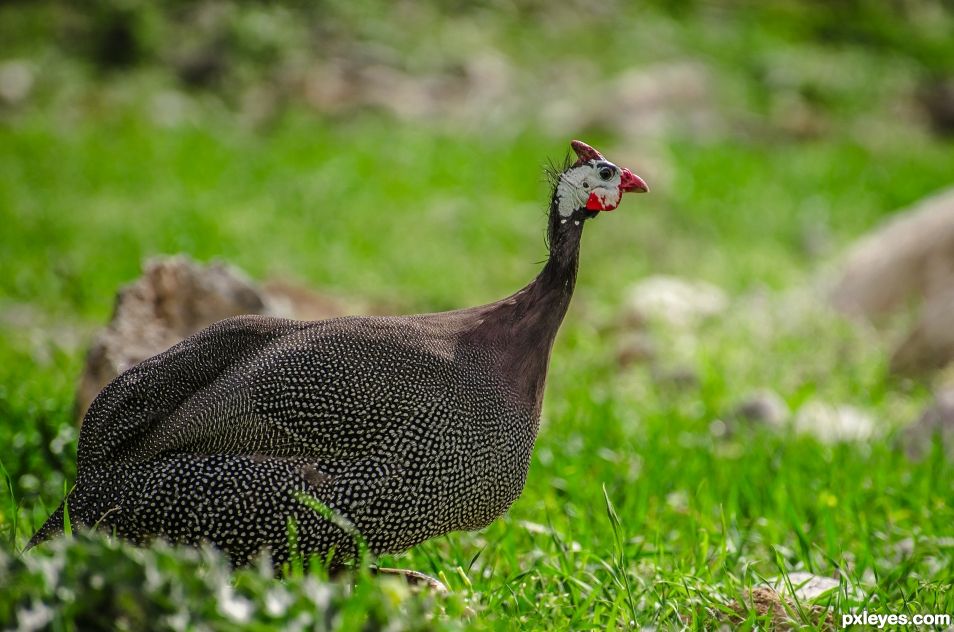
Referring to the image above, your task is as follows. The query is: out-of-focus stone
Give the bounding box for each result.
[901,389,954,460]
[623,275,728,329]
[75,255,369,421]
[890,288,954,375]
[262,279,374,321]
[543,61,718,141]
[651,365,700,390]
[831,187,954,375]
[731,389,790,429]
[609,62,718,139]
[794,400,877,443]
[0,303,88,365]
[297,51,517,126]
[615,331,657,367]
[832,187,954,318]
[0,60,34,105]
[918,77,954,138]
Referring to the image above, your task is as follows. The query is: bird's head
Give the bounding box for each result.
[550,140,649,222]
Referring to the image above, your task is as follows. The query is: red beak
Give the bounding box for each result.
[620,168,649,193]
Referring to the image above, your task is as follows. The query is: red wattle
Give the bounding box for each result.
[585,192,605,211]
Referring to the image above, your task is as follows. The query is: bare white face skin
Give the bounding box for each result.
[555,160,626,217]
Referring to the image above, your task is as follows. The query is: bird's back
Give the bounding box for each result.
[36,312,539,564]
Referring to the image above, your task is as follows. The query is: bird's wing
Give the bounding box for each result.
[77,314,466,470]
[77,314,307,469]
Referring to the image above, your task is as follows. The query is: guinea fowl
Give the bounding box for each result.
[29,140,648,566]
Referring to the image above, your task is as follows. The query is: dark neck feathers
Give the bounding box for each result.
[471,193,587,408]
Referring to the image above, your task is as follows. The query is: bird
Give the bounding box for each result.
[28,140,649,568]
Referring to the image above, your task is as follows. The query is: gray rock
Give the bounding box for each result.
[0,60,34,105]
[832,187,954,318]
[728,585,834,630]
[918,77,954,138]
[623,275,728,329]
[615,331,657,367]
[901,390,954,460]
[794,400,877,443]
[75,255,370,421]
[770,572,840,602]
[651,365,700,390]
[731,389,790,429]
[831,187,954,375]
[608,62,719,140]
[891,288,954,375]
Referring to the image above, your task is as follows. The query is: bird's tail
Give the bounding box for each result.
[25,501,67,550]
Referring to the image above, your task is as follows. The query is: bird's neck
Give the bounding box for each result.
[522,216,582,328]
[481,206,584,409]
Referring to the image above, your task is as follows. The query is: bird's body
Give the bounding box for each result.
[29,141,647,565]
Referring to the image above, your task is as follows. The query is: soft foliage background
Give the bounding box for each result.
[1,1,953,629]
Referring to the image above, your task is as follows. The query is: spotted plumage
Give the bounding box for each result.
[29,141,647,566]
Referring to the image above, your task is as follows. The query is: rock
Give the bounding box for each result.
[623,275,728,329]
[893,537,916,559]
[261,279,379,322]
[890,288,954,375]
[608,62,719,140]
[730,390,790,429]
[651,365,700,390]
[75,255,370,421]
[371,568,448,594]
[918,76,954,138]
[794,400,877,444]
[771,572,839,602]
[726,573,841,630]
[75,256,266,420]
[614,331,657,367]
[0,302,88,365]
[832,187,954,318]
[831,187,954,375]
[727,585,833,630]
[900,390,954,460]
[542,62,719,141]
[0,60,34,106]
[892,535,954,563]
[150,91,196,128]
[297,51,517,126]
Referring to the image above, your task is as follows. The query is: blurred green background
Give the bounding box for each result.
[1,1,953,629]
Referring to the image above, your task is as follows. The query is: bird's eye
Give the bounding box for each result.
[598,167,614,181]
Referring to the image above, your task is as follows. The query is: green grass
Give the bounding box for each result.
[2,1,954,629]
[2,109,951,629]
